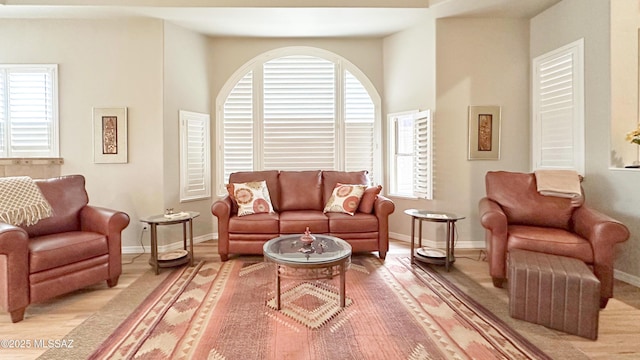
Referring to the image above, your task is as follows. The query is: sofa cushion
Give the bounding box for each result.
[279,171,323,211]
[226,180,274,217]
[29,231,108,273]
[326,212,378,233]
[323,184,367,215]
[485,171,575,230]
[24,175,89,238]
[279,210,329,234]
[358,185,382,214]
[229,171,280,211]
[322,170,368,205]
[229,212,279,234]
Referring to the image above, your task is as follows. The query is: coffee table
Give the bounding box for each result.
[263,234,352,310]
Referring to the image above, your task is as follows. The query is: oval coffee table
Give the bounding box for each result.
[263,234,352,310]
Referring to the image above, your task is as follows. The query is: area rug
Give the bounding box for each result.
[81,256,551,360]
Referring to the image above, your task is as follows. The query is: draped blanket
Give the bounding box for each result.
[0,176,52,226]
[534,170,582,199]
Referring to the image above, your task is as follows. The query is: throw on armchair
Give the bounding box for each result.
[0,175,130,322]
[478,171,629,309]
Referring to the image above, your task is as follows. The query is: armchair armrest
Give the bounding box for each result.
[372,195,395,260]
[0,223,30,321]
[79,206,130,281]
[572,206,630,247]
[478,197,509,286]
[479,197,507,235]
[572,205,629,301]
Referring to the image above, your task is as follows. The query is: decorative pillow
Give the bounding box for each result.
[323,183,367,215]
[226,180,274,217]
[358,185,382,214]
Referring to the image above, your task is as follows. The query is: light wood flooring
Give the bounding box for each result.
[1,239,639,359]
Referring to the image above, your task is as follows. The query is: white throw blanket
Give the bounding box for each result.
[0,176,53,226]
[534,170,582,199]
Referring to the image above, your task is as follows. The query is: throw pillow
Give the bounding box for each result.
[323,183,367,216]
[358,185,382,213]
[226,180,274,217]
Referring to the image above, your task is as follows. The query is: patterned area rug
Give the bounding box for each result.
[85,256,550,360]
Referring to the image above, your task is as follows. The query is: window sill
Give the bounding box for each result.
[0,158,64,166]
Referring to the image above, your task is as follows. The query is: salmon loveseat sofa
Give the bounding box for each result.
[0,175,130,322]
[212,170,395,261]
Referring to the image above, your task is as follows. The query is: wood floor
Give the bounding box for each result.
[1,239,639,359]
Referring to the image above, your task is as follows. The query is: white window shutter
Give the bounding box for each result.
[0,70,6,155]
[344,70,375,180]
[0,65,58,158]
[262,55,335,170]
[180,110,211,202]
[413,110,432,199]
[532,39,585,174]
[222,71,254,184]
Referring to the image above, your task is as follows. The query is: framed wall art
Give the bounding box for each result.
[468,105,501,160]
[93,107,128,164]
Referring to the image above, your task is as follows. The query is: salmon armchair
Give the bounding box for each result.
[478,171,629,309]
[0,175,130,322]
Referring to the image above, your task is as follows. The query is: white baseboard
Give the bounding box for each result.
[122,232,215,254]
[614,269,640,287]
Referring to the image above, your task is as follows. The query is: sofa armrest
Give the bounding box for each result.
[80,206,130,281]
[211,195,234,261]
[372,195,394,259]
[372,194,395,218]
[479,197,509,285]
[0,223,30,319]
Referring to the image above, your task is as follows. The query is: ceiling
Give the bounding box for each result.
[0,0,562,38]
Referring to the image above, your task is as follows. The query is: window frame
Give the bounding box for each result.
[387,109,433,200]
[531,39,585,175]
[215,46,382,195]
[0,64,59,158]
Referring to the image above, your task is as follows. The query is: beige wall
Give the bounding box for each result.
[162,22,213,244]
[0,18,166,249]
[532,0,639,283]
[383,16,530,248]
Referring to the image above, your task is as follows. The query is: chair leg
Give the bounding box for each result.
[10,308,26,323]
[378,250,387,260]
[492,277,505,288]
[107,276,119,288]
[600,297,609,309]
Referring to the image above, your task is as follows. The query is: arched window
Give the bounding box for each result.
[216,47,381,193]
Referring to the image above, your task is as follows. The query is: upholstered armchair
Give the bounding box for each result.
[478,171,629,309]
[0,175,130,322]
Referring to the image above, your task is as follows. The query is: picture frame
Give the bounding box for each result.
[468,105,501,160]
[93,107,128,164]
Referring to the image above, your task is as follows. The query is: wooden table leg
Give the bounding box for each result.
[150,224,159,275]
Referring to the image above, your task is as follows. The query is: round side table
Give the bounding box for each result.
[404,209,465,271]
[140,211,199,275]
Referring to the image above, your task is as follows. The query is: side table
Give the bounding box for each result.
[404,209,465,271]
[140,211,199,275]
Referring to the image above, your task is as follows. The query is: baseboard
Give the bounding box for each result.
[122,232,216,254]
[614,269,640,287]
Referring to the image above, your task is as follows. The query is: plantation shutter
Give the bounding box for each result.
[222,71,254,183]
[344,70,374,181]
[180,110,211,202]
[0,70,6,155]
[532,39,584,174]
[0,65,58,157]
[414,110,432,199]
[262,55,335,170]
